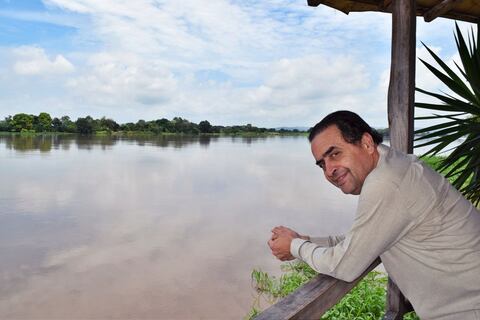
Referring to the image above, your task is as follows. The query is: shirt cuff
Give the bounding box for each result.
[290,238,310,260]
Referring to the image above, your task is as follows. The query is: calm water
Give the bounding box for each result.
[0,134,357,319]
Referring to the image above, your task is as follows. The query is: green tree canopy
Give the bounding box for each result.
[36,112,52,132]
[75,116,94,134]
[198,120,212,133]
[11,113,33,132]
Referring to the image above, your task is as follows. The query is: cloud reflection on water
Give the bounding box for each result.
[0,135,356,319]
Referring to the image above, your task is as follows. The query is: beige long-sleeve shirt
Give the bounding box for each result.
[291,144,480,320]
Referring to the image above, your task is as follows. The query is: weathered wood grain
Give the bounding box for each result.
[254,258,381,320]
[387,0,416,154]
[424,0,461,22]
[307,0,480,23]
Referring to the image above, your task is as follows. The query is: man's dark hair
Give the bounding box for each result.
[308,110,383,144]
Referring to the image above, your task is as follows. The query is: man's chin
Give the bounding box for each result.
[339,184,359,195]
[338,184,350,194]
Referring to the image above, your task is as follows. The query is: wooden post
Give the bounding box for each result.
[384,278,414,320]
[387,0,416,154]
[385,0,416,318]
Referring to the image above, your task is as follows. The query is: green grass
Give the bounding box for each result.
[420,155,460,180]
[248,262,419,320]
[421,155,477,205]
[420,154,445,170]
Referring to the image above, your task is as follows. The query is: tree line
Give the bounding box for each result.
[0,112,301,135]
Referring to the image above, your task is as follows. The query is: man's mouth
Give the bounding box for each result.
[334,171,348,187]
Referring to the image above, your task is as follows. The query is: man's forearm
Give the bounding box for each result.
[309,235,346,247]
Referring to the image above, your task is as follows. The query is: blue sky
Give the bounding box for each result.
[0,0,475,127]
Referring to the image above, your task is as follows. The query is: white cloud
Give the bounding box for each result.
[0,9,85,28]
[0,0,474,127]
[251,55,369,104]
[13,46,75,75]
[65,52,177,107]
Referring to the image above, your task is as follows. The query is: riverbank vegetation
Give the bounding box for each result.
[0,112,304,135]
[248,261,419,320]
[0,113,392,138]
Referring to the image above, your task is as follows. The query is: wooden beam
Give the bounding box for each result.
[424,0,461,22]
[380,0,393,11]
[387,0,416,154]
[306,0,322,7]
[254,258,381,320]
[307,0,479,23]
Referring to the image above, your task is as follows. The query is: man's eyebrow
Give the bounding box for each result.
[315,146,335,166]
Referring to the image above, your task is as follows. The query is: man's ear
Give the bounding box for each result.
[361,132,375,153]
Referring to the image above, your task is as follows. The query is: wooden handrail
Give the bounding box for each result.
[254,258,381,320]
[254,257,414,320]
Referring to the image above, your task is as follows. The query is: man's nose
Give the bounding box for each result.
[325,161,337,178]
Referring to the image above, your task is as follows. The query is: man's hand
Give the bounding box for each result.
[268,226,308,261]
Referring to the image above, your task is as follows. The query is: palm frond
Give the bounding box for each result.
[415,22,480,206]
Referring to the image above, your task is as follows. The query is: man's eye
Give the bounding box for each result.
[332,152,340,158]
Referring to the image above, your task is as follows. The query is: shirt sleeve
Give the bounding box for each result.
[309,235,346,247]
[290,179,416,282]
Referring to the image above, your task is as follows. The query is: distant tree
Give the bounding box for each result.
[198,120,212,133]
[376,128,390,138]
[52,117,62,132]
[100,117,119,132]
[120,122,136,131]
[90,117,102,132]
[146,120,161,133]
[61,116,76,133]
[136,119,147,131]
[31,115,39,130]
[36,112,52,132]
[155,118,172,132]
[212,125,223,133]
[172,117,184,133]
[171,117,198,134]
[76,116,94,134]
[0,116,12,132]
[11,113,34,132]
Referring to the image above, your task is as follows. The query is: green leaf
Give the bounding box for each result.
[415,89,478,114]
[415,23,480,206]
[419,55,476,103]
[415,112,466,120]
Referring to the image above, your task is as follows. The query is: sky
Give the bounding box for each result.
[0,0,476,128]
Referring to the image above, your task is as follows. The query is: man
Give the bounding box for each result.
[268,111,480,320]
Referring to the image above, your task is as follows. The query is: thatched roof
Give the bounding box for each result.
[308,0,480,23]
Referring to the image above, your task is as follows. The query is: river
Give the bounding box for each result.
[0,134,360,319]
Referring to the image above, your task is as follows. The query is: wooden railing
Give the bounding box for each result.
[255,258,413,320]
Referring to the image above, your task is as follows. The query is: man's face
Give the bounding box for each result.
[310,125,378,195]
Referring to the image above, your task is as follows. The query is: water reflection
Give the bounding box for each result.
[0,134,276,153]
[0,134,357,319]
[1,134,463,156]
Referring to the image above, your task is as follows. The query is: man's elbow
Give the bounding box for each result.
[329,268,364,283]
[336,273,358,283]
